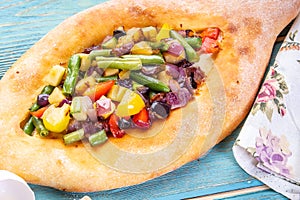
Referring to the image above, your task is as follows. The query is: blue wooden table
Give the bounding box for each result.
[0,1,289,199]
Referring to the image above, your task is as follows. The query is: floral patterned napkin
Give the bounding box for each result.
[233,13,300,200]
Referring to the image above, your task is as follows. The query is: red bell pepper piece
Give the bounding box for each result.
[200,27,221,54]
[200,27,220,40]
[108,114,125,138]
[132,108,150,129]
[201,37,220,54]
[95,80,115,101]
[87,80,115,101]
[30,106,48,118]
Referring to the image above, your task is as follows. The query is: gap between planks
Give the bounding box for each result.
[276,36,285,42]
[188,185,269,200]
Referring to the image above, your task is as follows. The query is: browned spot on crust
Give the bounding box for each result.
[232,17,263,63]
[243,17,262,36]
[238,47,250,56]
[227,23,238,34]
[129,5,143,14]
[129,5,155,21]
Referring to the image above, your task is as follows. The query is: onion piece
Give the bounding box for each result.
[112,42,134,56]
[167,40,184,56]
[96,96,115,119]
[184,77,195,94]
[141,65,164,75]
[165,63,179,79]
[82,121,99,135]
[87,109,98,122]
[168,79,181,93]
[166,88,191,110]
[70,96,93,121]
[193,67,206,84]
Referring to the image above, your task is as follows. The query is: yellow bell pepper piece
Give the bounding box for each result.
[131,41,153,55]
[156,23,171,42]
[116,89,145,117]
[42,104,70,133]
[107,85,145,117]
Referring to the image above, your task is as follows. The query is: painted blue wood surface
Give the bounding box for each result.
[0,1,289,199]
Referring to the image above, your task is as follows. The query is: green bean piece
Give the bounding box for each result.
[96,56,140,62]
[130,71,170,92]
[41,85,55,95]
[29,85,55,112]
[63,54,81,95]
[184,37,202,49]
[132,82,144,91]
[95,75,118,82]
[97,57,142,70]
[149,90,157,99]
[32,116,49,137]
[23,116,35,136]
[122,55,165,65]
[63,128,85,145]
[170,30,199,62]
[29,103,40,112]
[89,49,112,61]
[88,130,108,146]
[98,61,142,70]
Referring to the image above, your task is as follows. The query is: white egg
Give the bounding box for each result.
[0,170,35,200]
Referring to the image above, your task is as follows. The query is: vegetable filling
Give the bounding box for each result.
[22,25,222,146]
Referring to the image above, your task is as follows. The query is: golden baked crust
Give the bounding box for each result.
[0,0,299,192]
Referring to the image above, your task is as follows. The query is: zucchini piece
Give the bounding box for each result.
[48,87,66,105]
[142,26,157,42]
[102,37,117,49]
[44,65,66,87]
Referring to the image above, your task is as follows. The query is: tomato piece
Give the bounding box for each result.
[85,80,115,101]
[132,108,150,129]
[95,80,115,101]
[30,106,48,118]
[108,114,125,138]
[201,37,220,54]
[200,28,220,40]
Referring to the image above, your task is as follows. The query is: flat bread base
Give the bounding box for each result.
[0,0,299,192]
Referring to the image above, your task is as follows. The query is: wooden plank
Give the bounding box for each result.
[190,185,269,199]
